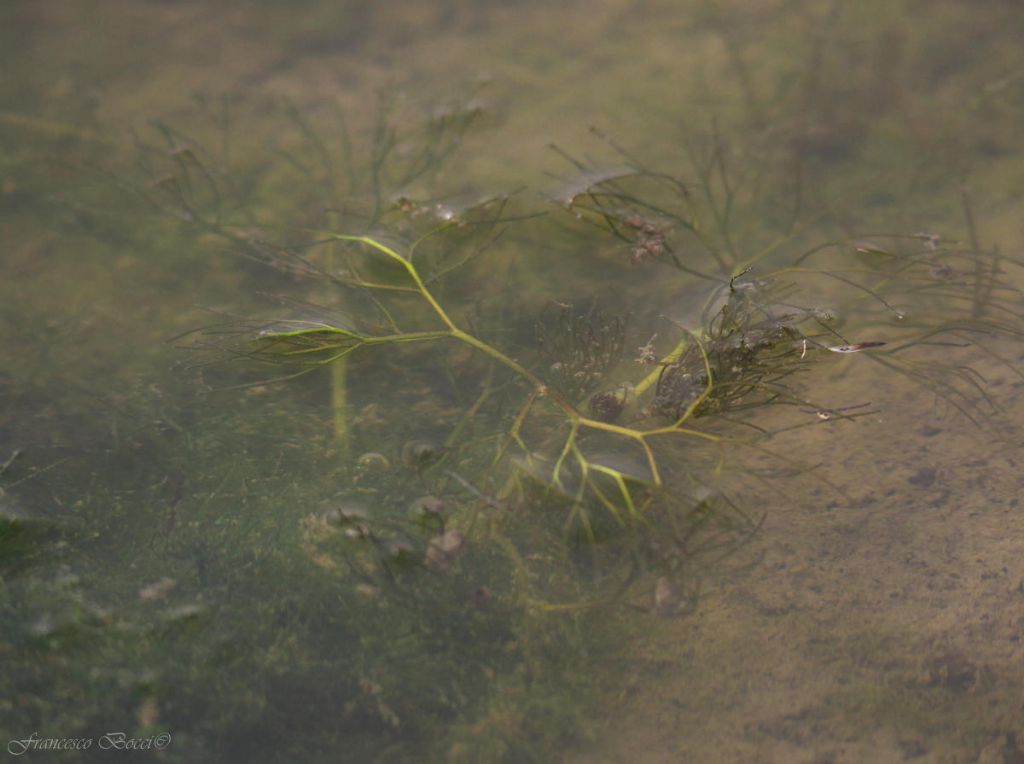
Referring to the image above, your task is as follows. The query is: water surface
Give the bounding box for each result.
[2,2,1024,762]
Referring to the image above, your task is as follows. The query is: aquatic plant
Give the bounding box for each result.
[142,101,1021,578]
[104,99,1024,761]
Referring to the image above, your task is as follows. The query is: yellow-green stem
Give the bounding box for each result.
[325,220,351,459]
[330,356,350,460]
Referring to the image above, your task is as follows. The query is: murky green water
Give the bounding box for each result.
[3,2,1024,762]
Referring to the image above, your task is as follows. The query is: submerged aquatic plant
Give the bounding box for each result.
[164,106,1024,560]
[105,100,1023,759]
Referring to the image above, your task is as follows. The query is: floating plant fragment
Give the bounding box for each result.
[424,530,466,573]
[545,163,639,208]
[392,190,512,225]
[828,342,887,353]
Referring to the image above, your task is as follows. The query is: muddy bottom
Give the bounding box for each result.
[580,359,1024,763]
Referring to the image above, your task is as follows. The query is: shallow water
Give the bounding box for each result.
[3,2,1024,762]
